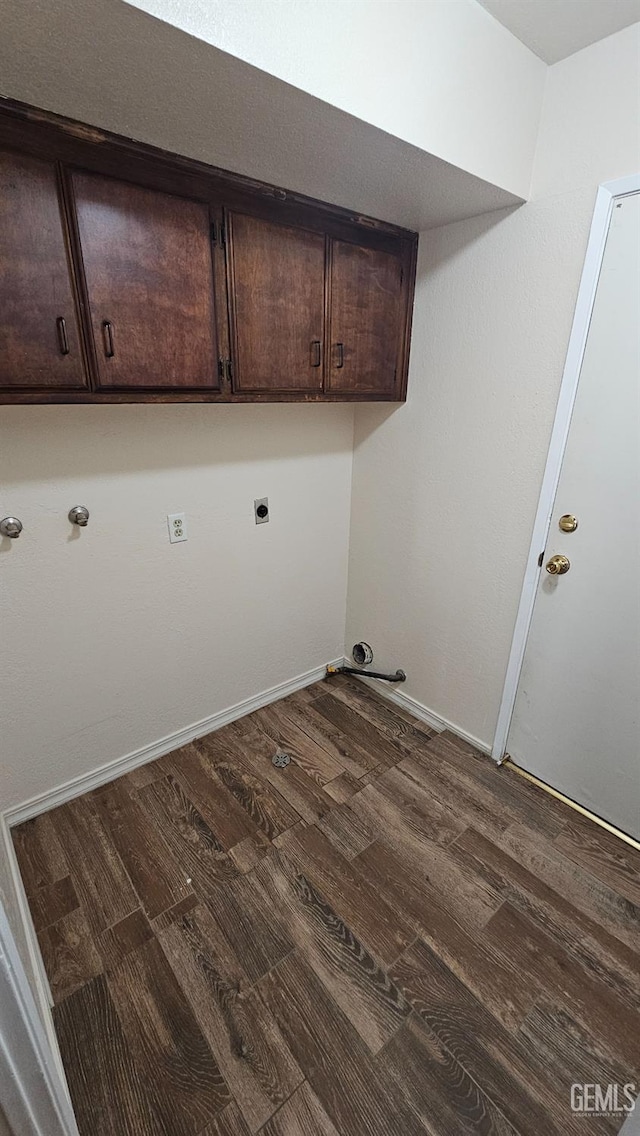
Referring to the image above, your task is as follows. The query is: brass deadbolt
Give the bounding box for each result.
[559,514,578,533]
[546,554,570,576]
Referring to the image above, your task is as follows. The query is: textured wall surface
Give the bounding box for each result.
[131,0,545,198]
[0,0,522,231]
[0,404,354,808]
[346,23,640,748]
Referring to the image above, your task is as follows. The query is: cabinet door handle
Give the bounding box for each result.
[56,316,70,356]
[102,320,114,358]
[335,342,344,369]
[311,340,321,367]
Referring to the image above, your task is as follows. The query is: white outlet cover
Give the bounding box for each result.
[167,512,188,543]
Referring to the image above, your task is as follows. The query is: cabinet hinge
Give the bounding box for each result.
[219,358,233,383]
[211,219,226,247]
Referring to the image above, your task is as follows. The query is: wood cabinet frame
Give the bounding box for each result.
[0,98,418,404]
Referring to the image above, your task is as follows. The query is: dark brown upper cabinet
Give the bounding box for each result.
[328,240,403,396]
[0,100,417,404]
[226,212,325,394]
[0,150,86,390]
[70,171,220,390]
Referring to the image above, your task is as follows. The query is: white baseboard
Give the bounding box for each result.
[3,658,342,830]
[343,662,492,755]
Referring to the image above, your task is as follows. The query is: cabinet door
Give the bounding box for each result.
[0,151,86,389]
[71,172,219,390]
[328,240,403,396]
[227,212,325,393]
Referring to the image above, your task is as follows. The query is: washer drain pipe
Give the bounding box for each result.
[326,665,406,683]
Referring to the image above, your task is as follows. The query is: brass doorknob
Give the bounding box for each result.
[546,554,570,575]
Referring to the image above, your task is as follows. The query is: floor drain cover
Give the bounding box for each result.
[272,750,292,769]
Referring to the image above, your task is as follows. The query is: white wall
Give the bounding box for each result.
[346,23,640,750]
[130,0,545,199]
[0,404,353,809]
[0,0,522,232]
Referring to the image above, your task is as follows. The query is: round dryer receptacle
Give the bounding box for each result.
[352,642,374,667]
[272,750,292,769]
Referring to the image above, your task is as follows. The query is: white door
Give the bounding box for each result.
[507,190,640,840]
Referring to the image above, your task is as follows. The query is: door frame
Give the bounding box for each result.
[0,900,79,1136]
[492,173,640,763]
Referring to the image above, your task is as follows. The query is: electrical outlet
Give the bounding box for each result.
[254,497,269,524]
[167,512,187,543]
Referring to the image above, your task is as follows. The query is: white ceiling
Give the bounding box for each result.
[478,0,640,63]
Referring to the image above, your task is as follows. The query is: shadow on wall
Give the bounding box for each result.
[0,0,519,230]
[354,202,522,447]
[0,403,354,483]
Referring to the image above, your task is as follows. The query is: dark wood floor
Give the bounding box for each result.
[13,674,640,1135]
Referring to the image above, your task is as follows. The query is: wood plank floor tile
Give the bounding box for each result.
[272,820,308,849]
[351,792,502,929]
[355,840,535,1031]
[203,869,295,983]
[117,760,166,790]
[382,1013,519,1136]
[316,803,373,860]
[396,747,516,841]
[324,675,435,747]
[322,769,363,803]
[553,819,640,907]
[518,999,637,1135]
[97,909,153,971]
[229,832,272,873]
[134,774,239,894]
[484,901,640,1073]
[357,766,388,787]
[358,763,467,846]
[92,779,194,920]
[494,822,640,952]
[162,743,260,851]
[151,893,199,932]
[256,849,410,1054]
[426,734,566,839]
[259,1082,340,1136]
[390,939,581,1136]
[12,811,68,897]
[199,1101,252,1136]
[38,905,103,1004]
[107,937,231,1135]
[15,680,639,1136]
[28,875,79,933]
[311,693,407,770]
[328,674,436,739]
[158,903,303,1131]
[274,697,380,777]
[54,974,157,1136]
[229,717,333,822]
[50,795,140,936]
[280,823,414,966]
[452,826,640,1010]
[195,729,301,837]
[250,702,349,784]
[258,952,427,1136]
